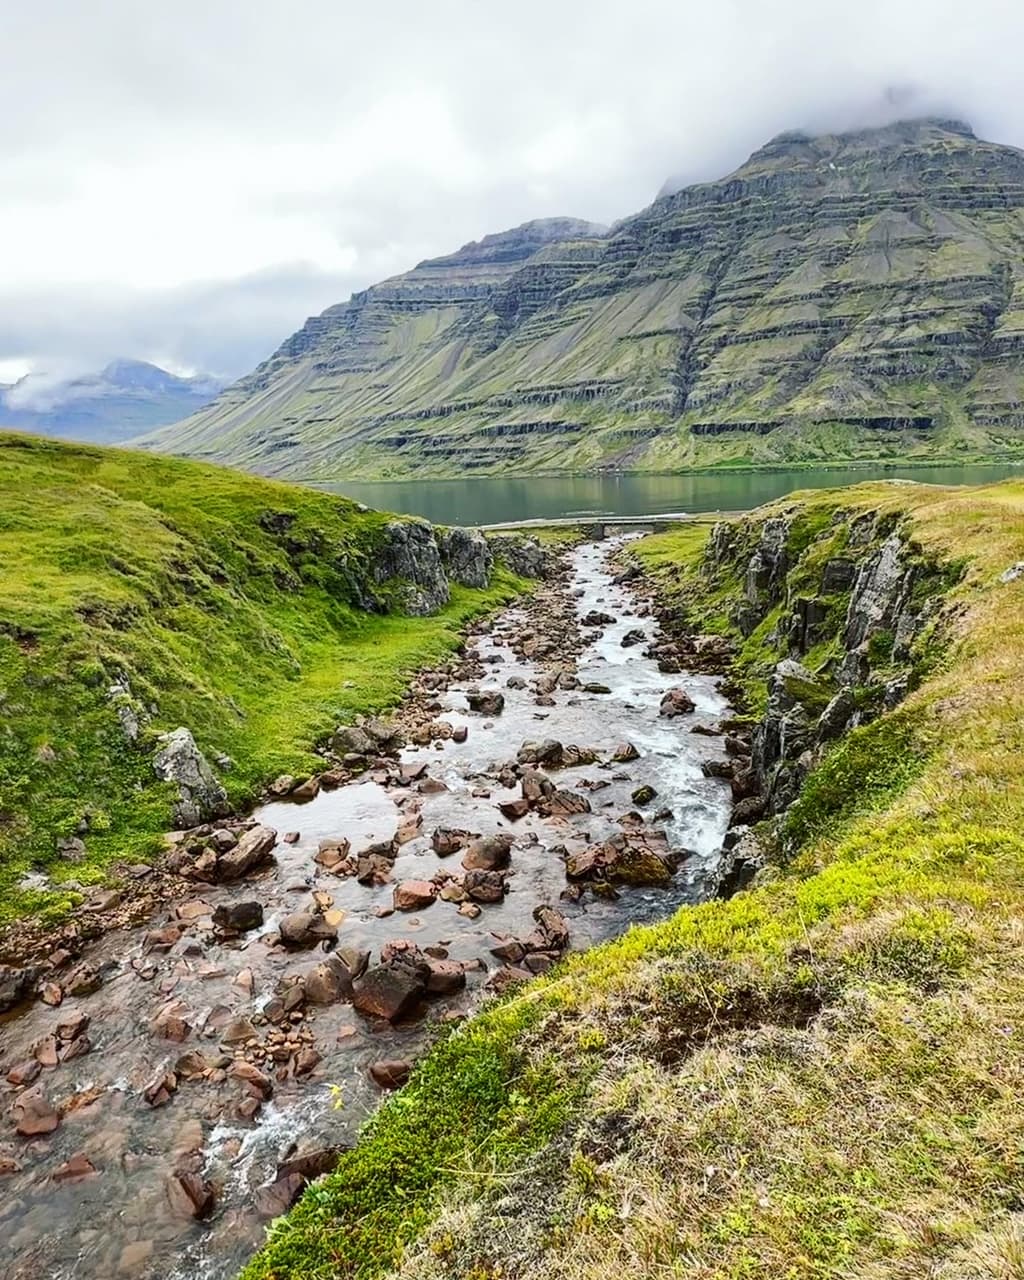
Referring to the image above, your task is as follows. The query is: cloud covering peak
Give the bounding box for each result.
[4,0,1024,380]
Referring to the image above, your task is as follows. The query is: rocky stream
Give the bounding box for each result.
[0,536,734,1280]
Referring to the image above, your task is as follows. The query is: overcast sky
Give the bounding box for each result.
[3,0,1024,388]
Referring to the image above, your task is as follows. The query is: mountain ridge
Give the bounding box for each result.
[140,118,1024,478]
[1,359,224,444]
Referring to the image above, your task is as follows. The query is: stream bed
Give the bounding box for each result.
[0,537,732,1280]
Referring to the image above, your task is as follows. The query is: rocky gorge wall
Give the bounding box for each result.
[632,495,962,890]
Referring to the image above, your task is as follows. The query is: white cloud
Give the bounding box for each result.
[2,0,1024,379]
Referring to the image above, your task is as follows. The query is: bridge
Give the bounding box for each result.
[479,510,742,538]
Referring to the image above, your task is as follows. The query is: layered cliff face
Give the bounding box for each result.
[143,119,1024,478]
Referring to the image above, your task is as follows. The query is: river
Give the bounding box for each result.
[0,537,731,1280]
[319,462,1022,525]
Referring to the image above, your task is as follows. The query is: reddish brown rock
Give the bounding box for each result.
[218,824,277,879]
[294,1047,321,1077]
[229,1061,273,1100]
[431,827,474,856]
[369,1059,413,1090]
[14,1095,60,1137]
[6,1059,42,1087]
[659,688,696,718]
[538,789,591,817]
[351,963,426,1023]
[461,834,514,872]
[425,960,466,995]
[52,1152,97,1182]
[393,880,437,912]
[464,870,506,904]
[167,1170,216,1220]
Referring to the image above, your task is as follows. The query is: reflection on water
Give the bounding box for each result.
[319,463,1023,525]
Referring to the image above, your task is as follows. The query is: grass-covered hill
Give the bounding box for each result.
[143,119,1024,481]
[244,478,1024,1280]
[0,432,519,927]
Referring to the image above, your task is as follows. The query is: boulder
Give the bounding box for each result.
[352,962,426,1023]
[279,911,338,948]
[7,1060,42,1087]
[487,535,548,579]
[167,1171,216,1221]
[466,690,505,716]
[498,798,530,821]
[659,688,696,718]
[517,738,563,766]
[52,1153,97,1183]
[331,725,374,756]
[369,1059,413,1090]
[212,901,264,933]
[611,741,640,762]
[14,1095,61,1137]
[431,827,474,856]
[621,628,646,647]
[152,728,228,828]
[462,834,514,872]
[229,1060,274,1100]
[290,776,321,803]
[582,610,615,627]
[425,959,466,995]
[393,880,437,912]
[302,956,353,1005]
[631,784,657,806]
[521,768,555,802]
[64,963,101,997]
[539,789,591,817]
[464,869,506,904]
[217,825,277,880]
[566,830,677,886]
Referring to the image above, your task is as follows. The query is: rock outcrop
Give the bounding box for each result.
[697,504,954,820]
[152,729,229,829]
[372,521,450,615]
[440,527,493,588]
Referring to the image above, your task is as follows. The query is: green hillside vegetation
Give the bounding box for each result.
[0,432,521,926]
[243,478,1024,1280]
[143,120,1024,481]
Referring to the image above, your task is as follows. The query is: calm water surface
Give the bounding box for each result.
[320,464,1023,524]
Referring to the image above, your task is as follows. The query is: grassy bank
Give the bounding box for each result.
[244,479,1024,1280]
[0,432,524,926]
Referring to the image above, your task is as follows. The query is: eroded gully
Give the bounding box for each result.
[0,536,732,1280]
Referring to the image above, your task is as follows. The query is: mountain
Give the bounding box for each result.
[140,119,1024,479]
[0,359,225,444]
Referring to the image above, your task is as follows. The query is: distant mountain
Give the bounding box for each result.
[141,119,1024,479]
[0,360,225,444]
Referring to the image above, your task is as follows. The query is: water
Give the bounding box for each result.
[320,463,1023,525]
[0,538,732,1280]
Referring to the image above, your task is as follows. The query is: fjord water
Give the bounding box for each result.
[0,539,729,1280]
[323,462,1022,525]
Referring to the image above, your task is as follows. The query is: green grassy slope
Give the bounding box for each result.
[0,433,521,926]
[242,479,1024,1280]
